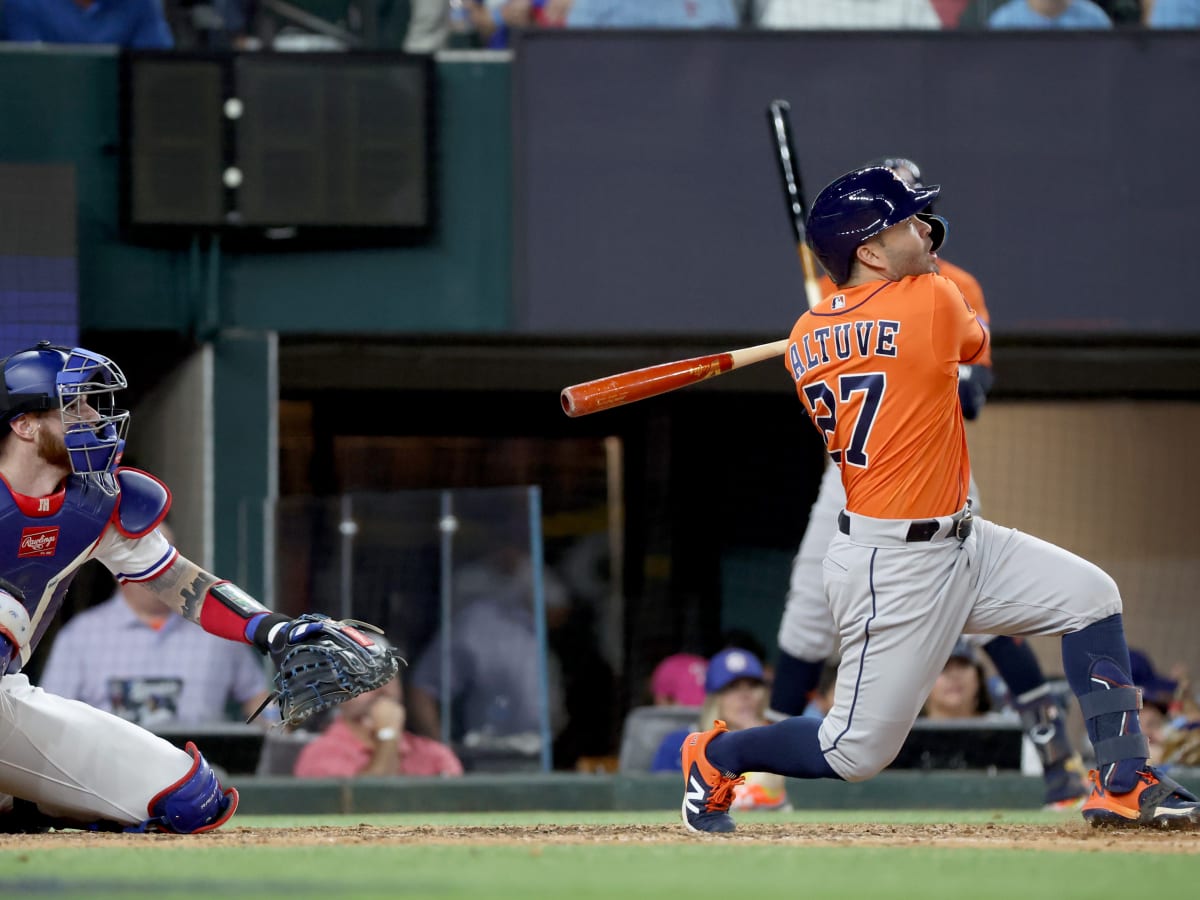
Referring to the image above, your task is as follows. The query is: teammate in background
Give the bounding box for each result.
[0,342,391,834]
[769,157,1087,810]
[679,167,1200,833]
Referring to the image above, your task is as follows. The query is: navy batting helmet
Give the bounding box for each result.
[0,341,129,477]
[867,156,936,214]
[806,167,947,286]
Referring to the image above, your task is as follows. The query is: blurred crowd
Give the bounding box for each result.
[0,1,1194,54]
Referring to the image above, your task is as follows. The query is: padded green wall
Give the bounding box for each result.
[0,47,513,335]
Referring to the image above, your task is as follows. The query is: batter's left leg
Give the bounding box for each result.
[964,521,1200,828]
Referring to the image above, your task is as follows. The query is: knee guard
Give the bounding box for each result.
[131,742,238,834]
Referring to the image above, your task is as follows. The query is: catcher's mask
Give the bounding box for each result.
[0,341,129,484]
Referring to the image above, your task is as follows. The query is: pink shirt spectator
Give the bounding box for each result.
[293,719,464,778]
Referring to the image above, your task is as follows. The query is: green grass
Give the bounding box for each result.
[0,811,1193,900]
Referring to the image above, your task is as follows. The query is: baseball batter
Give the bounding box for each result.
[0,342,394,833]
[770,157,1086,810]
[680,166,1200,833]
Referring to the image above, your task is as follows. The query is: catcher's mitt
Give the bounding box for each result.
[251,614,402,727]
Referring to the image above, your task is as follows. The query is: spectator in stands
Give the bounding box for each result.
[405,546,567,760]
[1127,648,1198,765]
[294,648,464,778]
[1093,0,1143,24]
[39,525,271,728]
[757,0,942,28]
[1147,0,1200,25]
[650,653,707,707]
[0,0,174,48]
[650,647,788,810]
[567,0,738,27]
[920,640,991,720]
[444,0,571,48]
[987,0,1113,27]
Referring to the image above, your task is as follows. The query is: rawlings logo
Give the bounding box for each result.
[19,527,59,558]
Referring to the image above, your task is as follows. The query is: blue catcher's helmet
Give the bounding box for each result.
[0,341,129,478]
[806,166,947,286]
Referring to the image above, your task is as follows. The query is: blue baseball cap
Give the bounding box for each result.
[705,648,766,694]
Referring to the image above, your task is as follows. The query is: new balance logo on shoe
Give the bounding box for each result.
[685,776,706,815]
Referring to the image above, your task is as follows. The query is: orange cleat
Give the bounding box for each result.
[1081,767,1200,829]
[681,720,745,833]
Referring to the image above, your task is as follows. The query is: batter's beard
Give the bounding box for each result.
[36,423,72,470]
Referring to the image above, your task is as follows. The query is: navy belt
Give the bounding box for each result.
[838,510,973,542]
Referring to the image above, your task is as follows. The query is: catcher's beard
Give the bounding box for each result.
[35,420,72,470]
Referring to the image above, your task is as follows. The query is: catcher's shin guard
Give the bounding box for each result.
[132,742,238,834]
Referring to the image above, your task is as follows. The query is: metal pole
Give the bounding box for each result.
[437,491,457,749]
[528,486,552,773]
[338,495,356,621]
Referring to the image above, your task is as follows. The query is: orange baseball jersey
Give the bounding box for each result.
[787,274,990,519]
[818,258,990,366]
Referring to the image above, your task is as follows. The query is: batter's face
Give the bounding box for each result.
[859,216,940,281]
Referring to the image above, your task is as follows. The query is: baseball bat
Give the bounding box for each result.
[560,338,790,418]
[767,99,824,310]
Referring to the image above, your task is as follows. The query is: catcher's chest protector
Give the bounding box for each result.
[1,475,117,670]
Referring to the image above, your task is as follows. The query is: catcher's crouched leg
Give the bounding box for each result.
[131,741,238,834]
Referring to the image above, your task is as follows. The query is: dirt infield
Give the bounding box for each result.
[2,822,1199,854]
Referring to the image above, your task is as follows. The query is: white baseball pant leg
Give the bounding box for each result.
[0,675,194,826]
[816,514,1118,782]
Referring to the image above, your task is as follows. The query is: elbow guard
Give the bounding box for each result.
[0,579,31,674]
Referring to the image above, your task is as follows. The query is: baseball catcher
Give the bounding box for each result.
[0,342,399,835]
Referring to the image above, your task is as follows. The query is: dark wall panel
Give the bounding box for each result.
[514,31,1199,337]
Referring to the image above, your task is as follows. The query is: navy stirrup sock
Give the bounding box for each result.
[707,717,840,780]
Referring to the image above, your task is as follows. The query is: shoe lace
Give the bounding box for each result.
[1135,769,1160,787]
[706,773,746,812]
